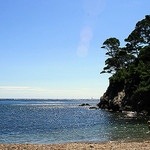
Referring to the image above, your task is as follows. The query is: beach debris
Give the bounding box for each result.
[90,145,94,148]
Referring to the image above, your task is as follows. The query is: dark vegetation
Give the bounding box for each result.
[98,15,150,115]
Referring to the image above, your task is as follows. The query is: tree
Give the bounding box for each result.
[100,38,131,74]
[100,38,120,74]
[101,37,120,58]
[101,15,150,74]
[125,15,150,57]
[99,15,150,113]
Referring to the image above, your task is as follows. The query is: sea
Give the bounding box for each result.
[0,99,150,144]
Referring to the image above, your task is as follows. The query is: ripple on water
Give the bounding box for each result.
[0,99,149,144]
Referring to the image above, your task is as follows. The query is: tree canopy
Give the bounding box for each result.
[125,15,150,57]
[101,15,150,75]
[100,15,150,113]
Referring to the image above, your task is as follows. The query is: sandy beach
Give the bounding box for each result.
[1,141,150,150]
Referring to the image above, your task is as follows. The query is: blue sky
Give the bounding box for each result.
[0,0,149,99]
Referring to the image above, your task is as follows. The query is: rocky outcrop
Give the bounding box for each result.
[98,89,126,112]
[97,80,150,115]
[89,106,99,110]
[79,103,91,106]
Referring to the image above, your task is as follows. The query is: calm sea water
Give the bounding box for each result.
[0,99,150,144]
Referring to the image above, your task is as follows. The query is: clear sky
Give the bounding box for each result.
[0,0,149,99]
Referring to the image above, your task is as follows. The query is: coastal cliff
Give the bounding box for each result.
[98,15,150,115]
[98,46,150,115]
[98,76,150,115]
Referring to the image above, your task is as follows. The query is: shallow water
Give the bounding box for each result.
[0,99,150,144]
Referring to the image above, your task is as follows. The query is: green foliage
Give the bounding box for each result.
[131,84,150,111]
[139,45,150,64]
[101,37,120,58]
[110,68,127,84]
[101,15,150,75]
[125,15,150,57]
[100,15,150,113]
[101,38,132,74]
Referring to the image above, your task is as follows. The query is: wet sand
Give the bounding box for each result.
[1,141,150,150]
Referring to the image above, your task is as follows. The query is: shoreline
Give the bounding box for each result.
[1,141,150,150]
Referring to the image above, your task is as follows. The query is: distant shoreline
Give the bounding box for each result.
[1,141,150,149]
[0,98,99,100]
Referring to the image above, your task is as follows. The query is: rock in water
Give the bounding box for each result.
[79,103,91,106]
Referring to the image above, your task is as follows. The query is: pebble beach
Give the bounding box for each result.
[1,141,150,150]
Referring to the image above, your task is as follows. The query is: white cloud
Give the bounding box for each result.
[83,0,105,17]
[0,86,30,90]
[0,86,68,93]
[77,27,93,57]
[0,86,98,99]
[77,0,106,57]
